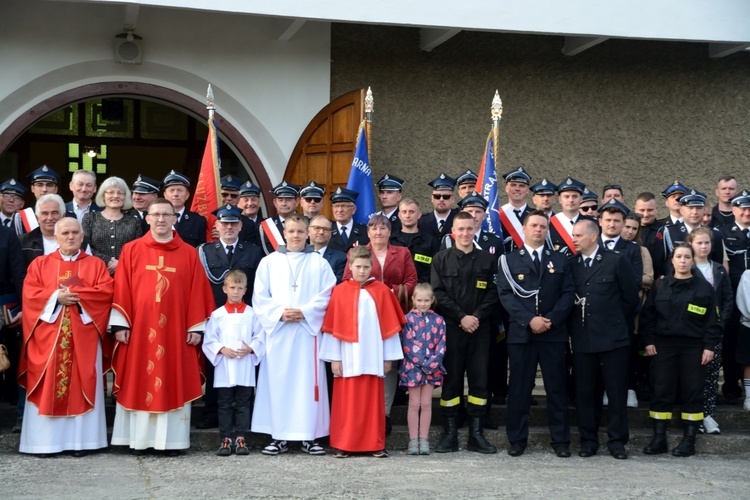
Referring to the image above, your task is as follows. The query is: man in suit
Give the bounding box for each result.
[213,175,260,247]
[126,174,161,234]
[309,214,347,283]
[531,179,557,219]
[259,181,299,255]
[570,219,640,460]
[0,179,27,235]
[162,170,207,248]
[196,204,264,429]
[376,174,403,234]
[390,198,439,283]
[66,169,101,222]
[328,187,369,253]
[418,173,458,241]
[498,210,575,458]
[299,181,326,220]
[455,169,478,200]
[499,167,534,254]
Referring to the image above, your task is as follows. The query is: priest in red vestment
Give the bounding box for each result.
[321,246,405,458]
[109,198,214,454]
[18,217,113,456]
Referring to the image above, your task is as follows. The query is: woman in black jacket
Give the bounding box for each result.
[640,243,722,457]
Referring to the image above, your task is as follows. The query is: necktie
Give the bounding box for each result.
[514,209,523,222]
[584,257,592,268]
[226,244,234,261]
[3,219,10,227]
[438,220,445,233]
[533,250,541,275]
[340,226,349,245]
[744,228,750,240]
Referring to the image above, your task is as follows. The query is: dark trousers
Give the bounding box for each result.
[203,362,218,419]
[441,325,490,418]
[650,341,706,418]
[721,310,743,398]
[217,385,254,439]
[507,342,569,448]
[487,319,508,400]
[573,346,630,451]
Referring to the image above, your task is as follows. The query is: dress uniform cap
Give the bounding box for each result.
[556,177,585,194]
[239,181,261,197]
[162,170,191,188]
[731,189,750,208]
[457,191,489,210]
[678,189,707,207]
[215,204,242,222]
[27,165,60,184]
[531,178,557,195]
[428,173,456,191]
[581,187,598,202]
[220,175,243,191]
[131,175,161,194]
[271,181,300,198]
[456,169,478,186]
[503,166,531,185]
[661,181,688,199]
[299,181,326,198]
[0,178,27,197]
[597,198,630,216]
[330,186,359,203]
[377,174,404,191]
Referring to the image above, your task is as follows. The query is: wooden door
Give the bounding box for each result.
[285,88,365,218]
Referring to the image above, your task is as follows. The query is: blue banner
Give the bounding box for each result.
[347,121,376,224]
[477,132,503,237]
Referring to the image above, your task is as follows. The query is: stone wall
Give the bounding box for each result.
[331,24,750,210]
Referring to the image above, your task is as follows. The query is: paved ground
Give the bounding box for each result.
[2,446,749,499]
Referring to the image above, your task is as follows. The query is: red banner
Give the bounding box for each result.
[190,118,221,219]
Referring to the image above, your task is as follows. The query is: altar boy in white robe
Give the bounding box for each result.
[321,245,405,458]
[202,270,263,457]
[251,213,336,455]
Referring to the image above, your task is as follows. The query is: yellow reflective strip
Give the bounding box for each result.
[440,396,461,407]
[414,254,432,264]
[681,412,704,421]
[467,395,487,406]
[476,281,487,289]
[687,304,707,315]
[649,411,672,420]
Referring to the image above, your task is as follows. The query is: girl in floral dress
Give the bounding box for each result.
[399,283,447,455]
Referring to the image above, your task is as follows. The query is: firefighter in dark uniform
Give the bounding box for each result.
[498,210,575,458]
[432,211,499,454]
[418,173,459,241]
[710,189,750,403]
[389,197,439,283]
[299,181,326,220]
[125,175,160,234]
[238,180,263,224]
[376,174,403,233]
[162,170,207,248]
[210,175,260,247]
[196,204,264,429]
[579,187,599,219]
[328,187,369,253]
[640,243,722,457]
[656,181,689,227]
[455,169,478,200]
[548,177,590,258]
[0,179,27,235]
[259,181,299,255]
[650,189,706,278]
[531,178,557,220]
[499,167,534,255]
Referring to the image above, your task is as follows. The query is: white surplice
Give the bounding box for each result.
[202,305,263,388]
[319,289,403,377]
[251,248,336,441]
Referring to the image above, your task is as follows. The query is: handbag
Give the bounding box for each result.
[0,344,10,373]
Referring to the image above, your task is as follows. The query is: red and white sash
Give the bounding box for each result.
[18,208,39,232]
[499,204,524,248]
[260,218,284,251]
[549,213,577,255]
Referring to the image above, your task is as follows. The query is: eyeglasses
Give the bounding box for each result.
[147,212,176,219]
[580,205,598,212]
[310,225,332,232]
[104,190,125,196]
[221,192,239,199]
[1,193,21,200]
[303,197,322,203]
[433,194,453,200]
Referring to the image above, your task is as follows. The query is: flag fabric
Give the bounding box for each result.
[190,118,222,219]
[475,130,503,237]
[347,119,376,224]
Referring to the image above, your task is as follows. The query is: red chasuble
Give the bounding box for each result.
[19,252,113,417]
[322,278,406,343]
[111,231,214,412]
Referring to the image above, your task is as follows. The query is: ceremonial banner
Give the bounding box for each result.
[347,120,376,224]
[475,131,503,238]
[190,118,221,219]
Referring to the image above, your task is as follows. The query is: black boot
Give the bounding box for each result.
[434,416,459,453]
[643,419,669,455]
[672,421,699,457]
[466,417,497,454]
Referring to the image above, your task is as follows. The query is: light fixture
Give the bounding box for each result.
[86,147,99,158]
[114,28,143,65]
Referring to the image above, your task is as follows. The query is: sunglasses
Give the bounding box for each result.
[433,194,453,200]
[303,197,322,203]
[221,192,239,199]
[602,184,622,192]
[580,205,599,212]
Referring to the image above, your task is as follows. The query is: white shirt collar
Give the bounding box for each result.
[59,249,81,261]
[582,246,600,262]
[524,243,545,255]
[338,220,353,233]
[316,245,328,255]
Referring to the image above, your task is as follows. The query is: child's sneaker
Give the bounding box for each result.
[262,439,288,455]
[301,440,325,455]
[235,437,250,455]
[418,438,430,455]
[216,437,233,457]
[372,449,389,458]
[407,439,419,455]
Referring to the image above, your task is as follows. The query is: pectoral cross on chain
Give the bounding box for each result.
[146,256,176,302]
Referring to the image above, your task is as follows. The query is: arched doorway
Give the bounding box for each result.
[0,82,272,213]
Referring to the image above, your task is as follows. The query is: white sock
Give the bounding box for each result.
[744,379,750,400]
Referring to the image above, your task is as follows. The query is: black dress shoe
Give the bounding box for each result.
[508,444,525,457]
[554,447,571,458]
[71,450,89,458]
[131,449,148,456]
[610,448,628,460]
[163,449,183,457]
[578,447,597,458]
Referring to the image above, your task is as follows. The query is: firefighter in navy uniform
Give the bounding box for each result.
[650,189,706,278]
[656,181,689,228]
[376,173,403,234]
[455,169,478,200]
[499,167,534,254]
[418,173,459,241]
[162,170,207,248]
[328,187,369,253]
[432,211,499,454]
[259,181,299,255]
[531,178,557,220]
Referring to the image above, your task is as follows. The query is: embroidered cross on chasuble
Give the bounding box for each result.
[145,255,176,302]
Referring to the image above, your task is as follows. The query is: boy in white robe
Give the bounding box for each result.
[202,270,263,456]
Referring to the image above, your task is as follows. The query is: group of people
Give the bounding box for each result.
[0,164,748,461]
